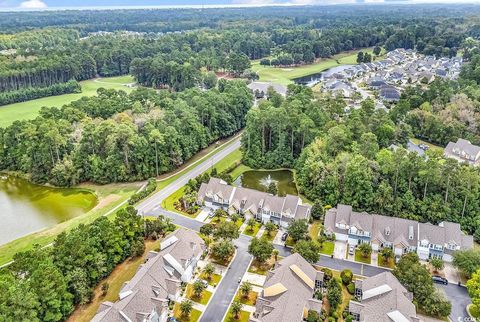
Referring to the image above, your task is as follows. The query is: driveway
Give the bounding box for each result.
[334,241,346,259]
[196,208,211,222]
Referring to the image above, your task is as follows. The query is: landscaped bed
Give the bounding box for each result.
[377,256,395,269]
[173,303,202,322]
[354,249,371,264]
[319,241,335,256]
[262,229,277,242]
[223,309,250,322]
[185,284,213,305]
[243,222,261,237]
[248,257,275,276]
[199,272,222,286]
[235,290,258,306]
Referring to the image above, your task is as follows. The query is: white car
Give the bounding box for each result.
[348,245,355,255]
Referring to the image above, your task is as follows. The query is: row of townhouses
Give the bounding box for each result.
[197,178,311,228]
[324,204,473,262]
[251,253,425,322]
[92,228,206,322]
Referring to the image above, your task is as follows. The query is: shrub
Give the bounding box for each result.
[340,269,353,285]
[322,268,333,282]
[347,282,355,295]
[128,178,157,205]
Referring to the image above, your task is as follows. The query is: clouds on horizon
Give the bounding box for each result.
[19,0,47,8]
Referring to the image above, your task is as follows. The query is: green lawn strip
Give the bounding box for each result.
[309,221,322,240]
[354,250,372,264]
[234,290,258,306]
[410,137,444,154]
[262,229,277,242]
[185,284,213,305]
[199,272,222,286]
[0,76,134,128]
[228,164,252,180]
[377,256,395,269]
[319,241,334,256]
[247,259,273,276]
[243,222,261,236]
[234,219,245,229]
[223,309,250,322]
[173,303,202,322]
[162,186,199,218]
[285,236,296,247]
[0,182,139,266]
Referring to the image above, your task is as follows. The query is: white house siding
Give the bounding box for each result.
[416,247,429,261]
[442,254,453,262]
[394,247,404,256]
[348,237,361,245]
[336,233,348,242]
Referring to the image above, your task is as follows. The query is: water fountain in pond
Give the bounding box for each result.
[259,174,278,188]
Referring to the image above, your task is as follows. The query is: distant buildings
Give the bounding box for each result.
[324,204,473,262]
[444,138,480,166]
[248,82,287,98]
[250,253,323,322]
[349,272,421,322]
[92,228,206,322]
[197,178,311,228]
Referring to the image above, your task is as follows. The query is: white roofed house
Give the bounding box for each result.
[92,228,206,322]
[197,178,311,229]
[349,272,422,322]
[250,253,323,322]
[444,138,480,166]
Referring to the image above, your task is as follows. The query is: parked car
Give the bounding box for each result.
[432,275,448,285]
[238,277,241,283]
[167,318,179,322]
[281,232,288,241]
[208,211,215,218]
[198,279,209,288]
[418,144,429,151]
[348,245,355,255]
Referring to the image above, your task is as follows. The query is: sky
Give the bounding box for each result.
[0,0,477,10]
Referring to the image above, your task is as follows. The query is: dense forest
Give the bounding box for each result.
[0,4,476,104]
[0,80,252,186]
[241,51,480,241]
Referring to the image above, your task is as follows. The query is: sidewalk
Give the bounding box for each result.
[256,226,265,238]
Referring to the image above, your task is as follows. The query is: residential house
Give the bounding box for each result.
[349,272,422,322]
[250,253,323,322]
[197,178,311,228]
[379,85,400,102]
[324,204,473,262]
[248,82,287,97]
[92,228,206,322]
[444,138,480,166]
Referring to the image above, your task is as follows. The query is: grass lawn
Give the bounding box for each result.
[469,304,480,319]
[67,239,158,322]
[162,186,199,218]
[262,229,277,242]
[377,256,395,269]
[319,241,334,256]
[248,257,275,275]
[199,272,222,286]
[173,303,202,322]
[0,76,134,128]
[224,309,250,322]
[185,284,213,305]
[229,164,252,180]
[213,148,243,174]
[0,181,141,266]
[251,48,380,86]
[354,250,372,264]
[309,220,322,240]
[285,236,296,247]
[234,219,245,229]
[235,290,258,306]
[243,222,261,237]
[410,138,444,154]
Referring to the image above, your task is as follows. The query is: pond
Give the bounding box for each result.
[233,169,298,197]
[0,175,98,245]
[293,64,354,87]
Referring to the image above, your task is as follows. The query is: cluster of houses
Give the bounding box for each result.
[197,177,311,229]
[251,253,425,322]
[444,138,480,166]
[322,48,463,108]
[325,204,473,262]
[92,228,206,322]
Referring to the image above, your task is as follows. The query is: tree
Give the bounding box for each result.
[180,299,193,317]
[264,222,276,237]
[101,283,109,297]
[211,239,235,261]
[293,240,320,263]
[356,51,364,64]
[202,263,215,281]
[131,238,145,258]
[373,45,382,56]
[248,237,274,263]
[453,249,480,279]
[273,249,279,262]
[231,300,244,319]
[192,280,206,298]
[340,269,353,285]
[431,258,444,272]
[200,223,215,236]
[246,218,256,232]
[240,281,252,299]
[214,221,240,240]
[327,278,342,310]
[310,201,324,221]
[357,243,372,258]
[380,247,393,263]
[467,269,480,313]
[287,219,309,242]
[267,182,278,195]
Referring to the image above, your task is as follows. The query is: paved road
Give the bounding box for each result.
[137,137,470,322]
[136,137,241,214]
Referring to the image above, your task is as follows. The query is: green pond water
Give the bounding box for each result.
[234,169,298,196]
[0,175,97,245]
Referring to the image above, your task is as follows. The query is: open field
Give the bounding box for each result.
[410,138,445,154]
[0,75,135,128]
[251,47,381,86]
